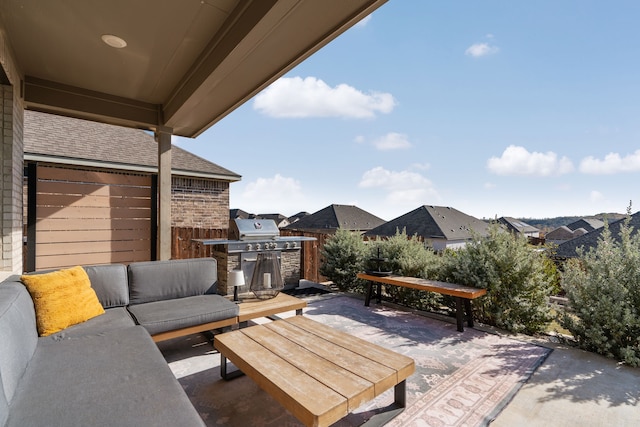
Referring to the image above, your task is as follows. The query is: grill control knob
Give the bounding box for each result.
[291,242,298,248]
[246,243,252,251]
[284,242,290,249]
[256,243,261,250]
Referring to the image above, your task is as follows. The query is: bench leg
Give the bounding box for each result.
[365,282,374,306]
[455,297,464,332]
[360,380,407,426]
[365,283,383,307]
[464,299,474,327]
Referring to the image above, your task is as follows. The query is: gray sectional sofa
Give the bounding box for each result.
[0,258,239,427]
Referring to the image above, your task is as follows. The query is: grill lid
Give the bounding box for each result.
[230,218,280,240]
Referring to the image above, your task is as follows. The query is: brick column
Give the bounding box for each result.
[156,128,172,260]
[1,84,24,278]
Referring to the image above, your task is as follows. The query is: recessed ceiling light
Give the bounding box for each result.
[101,34,127,49]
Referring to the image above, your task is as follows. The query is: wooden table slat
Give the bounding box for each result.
[238,293,307,322]
[242,326,376,409]
[285,316,416,383]
[266,319,400,395]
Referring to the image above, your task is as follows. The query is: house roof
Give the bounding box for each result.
[288,212,310,223]
[498,217,539,234]
[23,110,240,181]
[284,204,385,232]
[2,0,388,137]
[546,226,577,240]
[566,218,604,232]
[364,205,491,240]
[230,209,252,220]
[254,213,289,223]
[555,212,640,258]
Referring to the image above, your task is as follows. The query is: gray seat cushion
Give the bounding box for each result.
[6,326,205,427]
[39,307,136,340]
[127,294,238,336]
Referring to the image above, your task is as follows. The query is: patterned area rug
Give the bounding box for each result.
[158,294,551,427]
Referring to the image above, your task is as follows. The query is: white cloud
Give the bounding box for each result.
[487,145,574,176]
[358,166,439,206]
[579,150,640,174]
[253,76,396,119]
[465,42,499,58]
[233,174,308,214]
[354,135,365,144]
[372,132,411,150]
[484,182,496,190]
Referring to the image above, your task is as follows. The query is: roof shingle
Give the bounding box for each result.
[24,110,240,180]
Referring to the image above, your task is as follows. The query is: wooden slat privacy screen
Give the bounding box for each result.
[33,165,153,270]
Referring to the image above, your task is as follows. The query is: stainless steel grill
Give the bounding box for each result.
[193,218,315,294]
[197,218,315,253]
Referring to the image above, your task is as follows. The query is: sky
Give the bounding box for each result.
[174,1,640,222]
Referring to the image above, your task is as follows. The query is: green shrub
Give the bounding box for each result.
[368,229,443,310]
[319,229,368,292]
[560,214,640,366]
[438,223,555,334]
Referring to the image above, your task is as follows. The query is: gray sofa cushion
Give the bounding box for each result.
[128,258,218,305]
[127,294,239,336]
[0,281,38,413]
[6,326,205,427]
[40,307,136,340]
[83,264,129,308]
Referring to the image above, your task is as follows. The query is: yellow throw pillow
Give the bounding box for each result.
[21,266,105,337]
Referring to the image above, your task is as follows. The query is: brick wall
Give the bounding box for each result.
[171,176,229,229]
[1,84,23,276]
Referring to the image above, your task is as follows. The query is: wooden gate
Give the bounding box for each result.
[26,165,154,271]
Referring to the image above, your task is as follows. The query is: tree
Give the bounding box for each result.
[439,223,555,334]
[319,229,368,292]
[560,212,640,366]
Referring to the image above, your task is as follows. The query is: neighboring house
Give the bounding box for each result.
[545,226,588,246]
[497,217,540,238]
[546,218,604,245]
[288,211,310,224]
[230,209,252,220]
[555,212,640,259]
[364,205,491,251]
[284,204,386,234]
[23,110,240,271]
[253,213,290,228]
[566,218,604,233]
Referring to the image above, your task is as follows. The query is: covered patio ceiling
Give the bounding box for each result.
[0,0,388,137]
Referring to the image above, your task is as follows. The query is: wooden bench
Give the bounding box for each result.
[214,316,415,427]
[357,273,487,332]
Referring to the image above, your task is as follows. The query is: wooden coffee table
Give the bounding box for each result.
[214,316,415,427]
[237,292,307,326]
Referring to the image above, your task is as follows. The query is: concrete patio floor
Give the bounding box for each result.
[490,334,640,426]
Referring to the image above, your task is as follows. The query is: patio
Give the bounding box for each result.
[154,290,640,426]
